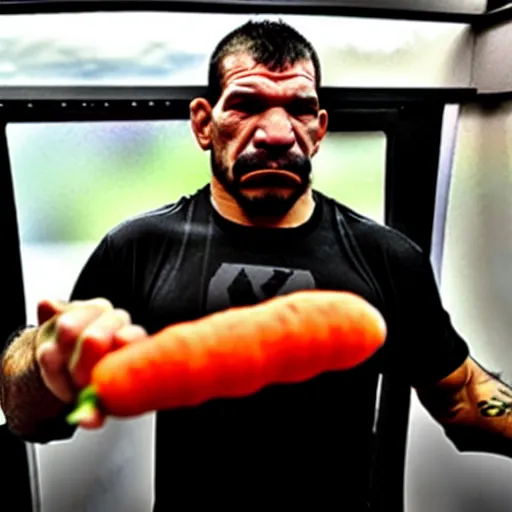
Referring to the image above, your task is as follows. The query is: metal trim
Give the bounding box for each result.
[0,86,478,123]
[0,86,478,102]
[430,104,460,285]
[0,0,484,23]
[475,4,512,29]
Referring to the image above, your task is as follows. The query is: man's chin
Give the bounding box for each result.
[235,189,302,218]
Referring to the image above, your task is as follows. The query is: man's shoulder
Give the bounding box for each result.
[105,186,208,246]
[316,190,423,260]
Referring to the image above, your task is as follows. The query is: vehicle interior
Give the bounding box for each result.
[1,1,512,511]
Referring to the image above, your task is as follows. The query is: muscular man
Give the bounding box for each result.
[1,19,511,511]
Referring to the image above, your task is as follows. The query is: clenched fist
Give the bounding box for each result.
[35,298,148,429]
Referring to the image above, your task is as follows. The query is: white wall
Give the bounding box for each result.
[443,102,512,375]
[405,101,512,512]
[473,19,512,93]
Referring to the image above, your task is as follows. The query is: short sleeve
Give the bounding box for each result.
[390,253,470,387]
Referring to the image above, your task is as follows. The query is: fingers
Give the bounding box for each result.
[36,342,76,404]
[52,299,116,357]
[78,407,106,430]
[72,323,147,430]
[113,324,148,349]
[34,297,147,430]
[37,298,68,325]
[69,308,133,389]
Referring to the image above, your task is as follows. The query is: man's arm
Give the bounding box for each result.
[416,356,512,458]
[0,298,146,443]
[0,326,75,443]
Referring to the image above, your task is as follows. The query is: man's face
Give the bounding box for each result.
[192,53,328,217]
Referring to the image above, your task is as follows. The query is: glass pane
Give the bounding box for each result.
[0,12,471,88]
[313,131,385,224]
[8,120,386,512]
[9,122,385,247]
[8,121,211,244]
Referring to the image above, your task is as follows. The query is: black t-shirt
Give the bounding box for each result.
[67,185,469,510]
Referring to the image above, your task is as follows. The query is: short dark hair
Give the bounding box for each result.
[207,19,322,105]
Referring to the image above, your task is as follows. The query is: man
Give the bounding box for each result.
[1,19,511,511]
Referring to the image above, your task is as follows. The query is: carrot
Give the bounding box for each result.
[67,290,386,423]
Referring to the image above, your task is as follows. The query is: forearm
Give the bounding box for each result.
[0,326,75,443]
[450,367,512,456]
[420,359,512,458]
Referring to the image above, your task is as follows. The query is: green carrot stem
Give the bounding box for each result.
[66,385,101,425]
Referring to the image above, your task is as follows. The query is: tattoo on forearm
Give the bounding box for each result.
[477,396,512,417]
[472,362,512,419]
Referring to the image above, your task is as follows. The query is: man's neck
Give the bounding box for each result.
[210,177,315,228]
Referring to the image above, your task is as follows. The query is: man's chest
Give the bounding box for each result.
[137,231,381,335]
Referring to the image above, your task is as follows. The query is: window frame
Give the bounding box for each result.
[0,84,476,512]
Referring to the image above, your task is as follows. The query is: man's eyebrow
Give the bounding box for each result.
[223,89,319,106]
[293,95,319,106]
[223,90,259,102]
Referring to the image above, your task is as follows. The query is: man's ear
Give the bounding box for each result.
[190,98,213,151]
[312,109,329,157]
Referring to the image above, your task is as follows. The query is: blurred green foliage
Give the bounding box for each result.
[8,121,385,243]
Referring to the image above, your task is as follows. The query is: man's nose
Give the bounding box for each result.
[252,107,296,151]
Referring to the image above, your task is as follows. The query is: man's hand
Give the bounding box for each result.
[34,298,148,430]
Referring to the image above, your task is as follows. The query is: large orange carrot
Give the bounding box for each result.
[67,290,386,422]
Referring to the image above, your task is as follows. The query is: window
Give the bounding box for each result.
[0,12,470,88]
[7,118,387,512]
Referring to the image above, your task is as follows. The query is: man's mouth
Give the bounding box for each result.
[239,169,302,188]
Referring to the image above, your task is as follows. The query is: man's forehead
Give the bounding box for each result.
[220,53,316,91]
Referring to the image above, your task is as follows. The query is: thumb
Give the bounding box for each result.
[37,299,69,326]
